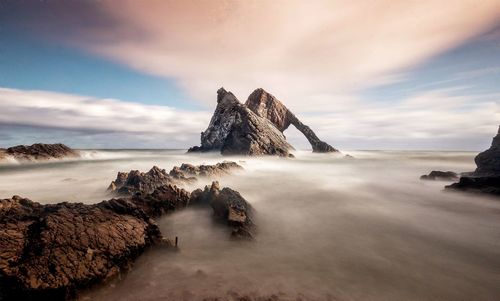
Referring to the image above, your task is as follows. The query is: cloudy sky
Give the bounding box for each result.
[0,0,499,150]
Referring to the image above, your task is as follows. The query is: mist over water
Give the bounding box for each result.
[1,150,500,300]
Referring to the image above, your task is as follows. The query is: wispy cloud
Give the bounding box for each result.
[61,0,500,108]
[0,88,210,147]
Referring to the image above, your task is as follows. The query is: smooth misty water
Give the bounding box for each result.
[1,150,500,300]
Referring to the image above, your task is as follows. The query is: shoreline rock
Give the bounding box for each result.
[0,196,164,300]
[0,143,79,163]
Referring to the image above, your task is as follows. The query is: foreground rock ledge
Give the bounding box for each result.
[0,196,164,300]
[0,143,79,163]
[188,87,338,156]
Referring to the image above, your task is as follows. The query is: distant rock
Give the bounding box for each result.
[0,196,164,300]
[190,181,255,239]
[189,87,338,156]
[420,171,458,181]
[188,88,294,157]
[446,126,500,196]
[0,143,79,162]
[246,88,338,153]
[108,161,242,195]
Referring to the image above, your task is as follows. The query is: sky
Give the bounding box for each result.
[0,0,499,150]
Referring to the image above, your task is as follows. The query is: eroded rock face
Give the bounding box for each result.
[0,143,79,162]
[246,88,338,153]
[446,126,500,196]
[474,126,500,176]
[420,171,458,181]
[188,88,295,157]
[0,196,163,300]
[190,181,255,239]
[108,162,242,195]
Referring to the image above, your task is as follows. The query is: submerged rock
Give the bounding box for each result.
[189,87,338,156]
[190,181,255,239]
[0,196,163,300]
[420,171,458,181]
[108,162,242,195]
[0,143,79,162]
[446,126,500,196]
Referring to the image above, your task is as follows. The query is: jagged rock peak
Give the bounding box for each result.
[246,88,338,153]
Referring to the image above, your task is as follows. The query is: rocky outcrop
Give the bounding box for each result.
[188,88,294,157]
[420,171,458,181]
[190,181,255,239]
[0,143,79,162]
[129,184,191,217]
[446,126,500,196]
[246,88,338,153]
[0,196,164,300]
[108,162,242,195]
[474,126,500,176]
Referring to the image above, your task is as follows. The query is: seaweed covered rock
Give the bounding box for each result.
[0,196,163,300]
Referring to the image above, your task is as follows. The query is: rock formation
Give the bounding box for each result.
[107,162,242,195]
[0,143,79,162]
[0,196,164,300]
[189,87,338,156]
[420,171,459,181]
[246,88,338,153]
[446,126,500,196]
[190,181,255,239]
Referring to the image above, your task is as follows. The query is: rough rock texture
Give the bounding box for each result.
[446,126,500,196]
[0,143,79,162]
[420,171,458,181]
[129,184,191,217]
[188,88,295,157]
[190,181,255,239]
[108,162,242,195]
[0,196,163,300]
[246,88,338,153]
[474,126,500,176]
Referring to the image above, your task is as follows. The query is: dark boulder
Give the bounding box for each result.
[420,171,458,181]
[190,181,255,239]
[446,126,500,196]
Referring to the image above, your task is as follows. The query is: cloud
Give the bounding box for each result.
[1,87,497,150]
[54,0,500,108]
[0,87,210,147]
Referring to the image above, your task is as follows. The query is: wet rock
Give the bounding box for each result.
[246,88,338,153]
[0,196,163,300]
[190,181,255,239]
[108,162,242,195]
[188,88,294,157]
[129,184,192,217]
[420,171,458,181]
[1,143,79,162]
[446,126,500,196]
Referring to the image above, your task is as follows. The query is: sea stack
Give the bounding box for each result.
[188,88,338,156]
